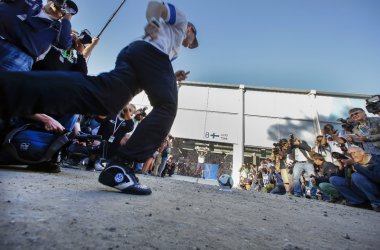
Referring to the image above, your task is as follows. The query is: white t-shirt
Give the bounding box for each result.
[294,148,309,162]
[325,134,343,154]
[143,2,187,60]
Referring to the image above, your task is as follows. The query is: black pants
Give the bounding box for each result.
[0,41,178,162]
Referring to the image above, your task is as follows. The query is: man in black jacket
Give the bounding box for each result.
[0,0,73,71]
[311,153,341,202]
[330,147,380,211]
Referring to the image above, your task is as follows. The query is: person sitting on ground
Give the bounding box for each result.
[330,147,380,211]
[162,155,176,177]
[269,165,286,195]
[86,104,135,171]
[310,153,341,202]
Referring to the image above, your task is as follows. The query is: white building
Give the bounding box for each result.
[132,81,370,185]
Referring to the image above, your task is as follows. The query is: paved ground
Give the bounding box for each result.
[0,165,379,250]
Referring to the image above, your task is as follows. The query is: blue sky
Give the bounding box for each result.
[70,0,380,95]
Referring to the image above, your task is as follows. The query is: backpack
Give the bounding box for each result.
[1,124,70,164]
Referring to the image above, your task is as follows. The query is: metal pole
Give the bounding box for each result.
[96,0,127,38]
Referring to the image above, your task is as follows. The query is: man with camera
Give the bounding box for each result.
[329,147,380,211]
[0,0,74,71]
[346,108,380,155]
[366,95,380,116]
[271,138,291,194]
[310,153,341,202]
[319,124,347,163]
[286,134,314,197]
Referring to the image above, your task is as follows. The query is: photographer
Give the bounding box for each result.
[286,134,314,197]
[320,124,346,162]
[366,95,380,116]
[32,29,87,74]
[85,104,135,171]
[161,155,176,177]
[330,147,380,211]
[311,153,341,202]
[271,138,291,194]
[0,0,74,71]
[346,108,380,155]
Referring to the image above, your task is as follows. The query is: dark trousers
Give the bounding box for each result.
[0,41,178,162]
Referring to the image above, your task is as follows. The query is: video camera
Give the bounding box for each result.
[365,95,380,114]
[331,152,350,160]
[78,29,92,45]
[272,138,287,155]
[135,107,148,121]
[336,118,355,132]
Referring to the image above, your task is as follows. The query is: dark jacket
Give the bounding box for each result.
[0,0,72,59]
[315,161,338,184]
[32,46,88,74]
[353,154,380,185]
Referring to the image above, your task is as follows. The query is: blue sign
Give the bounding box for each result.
[203,163,219,180]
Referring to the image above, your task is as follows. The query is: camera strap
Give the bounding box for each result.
[109,116,124,143]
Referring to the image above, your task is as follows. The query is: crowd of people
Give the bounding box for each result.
[0,0,199,195]
[0,1,378,211]
[239,102,380,212]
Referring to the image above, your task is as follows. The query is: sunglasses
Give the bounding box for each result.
[350,111,362,117]
[123,108,133,113]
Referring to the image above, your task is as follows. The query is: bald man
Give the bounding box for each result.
[330,147,380,211]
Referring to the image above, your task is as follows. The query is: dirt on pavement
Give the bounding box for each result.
[0,166,379,250]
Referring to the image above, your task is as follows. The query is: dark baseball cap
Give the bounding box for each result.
[187,22,198,49]
[51,0,78,15]
[66,0,78,15]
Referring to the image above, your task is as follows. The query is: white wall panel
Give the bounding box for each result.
[245,116,315,147]
[131,91,151,107]
[245,91,313,120]
[207,88,240,113]
[315,96,367,122]
[203,112,238,144]
[178,86,209,110]
[131,83,367,150]
[170,110,207,141]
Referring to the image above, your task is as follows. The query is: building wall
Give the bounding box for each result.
[131,82,370,184]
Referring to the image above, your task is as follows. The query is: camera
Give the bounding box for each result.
[272,138,287,155]
[336,118,354,132]
[135,107,148,121]
[331,152,350,160]
[272,146,280,155]
[365,95,380,114]
[54,0,78,15]
[78,29,92,45]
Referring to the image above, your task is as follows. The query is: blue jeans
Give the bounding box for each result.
[0,39,33,71]
[330,174,380,207]
[293,162,314,196]
[271,184,286,195]
[158,157,168,177]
